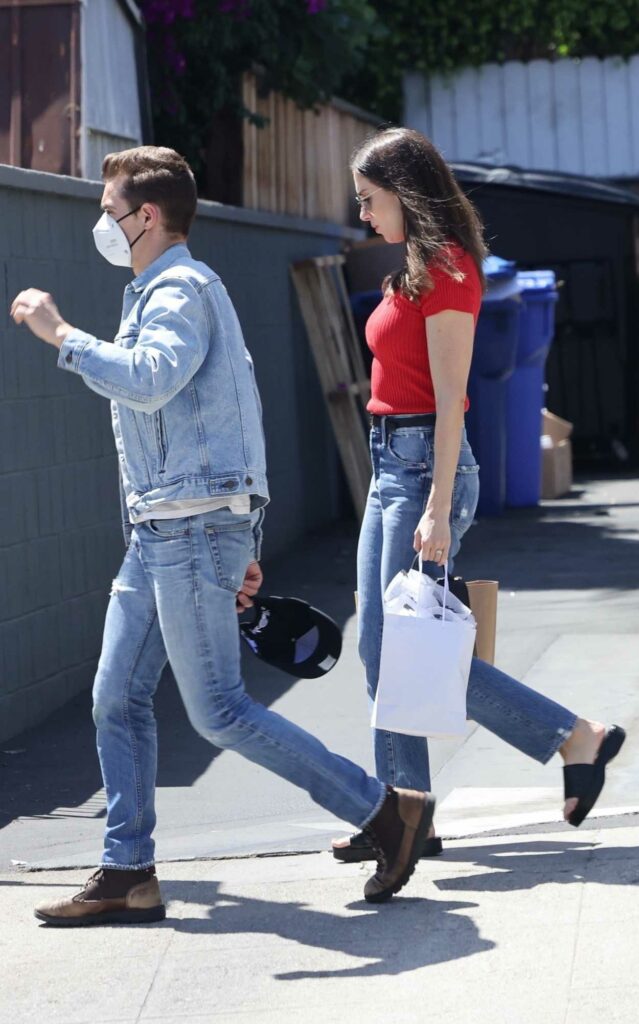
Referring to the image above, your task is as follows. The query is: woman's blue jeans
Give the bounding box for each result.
[357,420,577,792]
[93,508,385,869]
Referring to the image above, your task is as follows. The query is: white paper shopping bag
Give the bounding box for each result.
[372,561,476,738]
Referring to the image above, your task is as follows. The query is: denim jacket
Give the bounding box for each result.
[58,244,269,555]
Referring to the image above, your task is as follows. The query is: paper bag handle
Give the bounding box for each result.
[416,553,449,623]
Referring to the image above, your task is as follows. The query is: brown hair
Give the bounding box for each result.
[102,146,197,237]
[351,127,487,301]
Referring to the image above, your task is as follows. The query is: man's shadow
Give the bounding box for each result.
[160,878,494,980]
[27,838,633,977]
[432,837,639,894]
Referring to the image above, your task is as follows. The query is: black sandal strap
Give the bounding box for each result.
[563,763,595,800]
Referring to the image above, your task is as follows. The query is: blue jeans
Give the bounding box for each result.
[357,420,577,792]
[93,508,385,869]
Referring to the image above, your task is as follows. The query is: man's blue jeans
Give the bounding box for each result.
[357,421,577,792]
[94,508,385,869]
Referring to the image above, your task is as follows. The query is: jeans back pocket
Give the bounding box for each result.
[204,519,253,592]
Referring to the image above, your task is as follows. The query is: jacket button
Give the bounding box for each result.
[65,352,72,364]
[245,476,253,486]
[223,480,236,490]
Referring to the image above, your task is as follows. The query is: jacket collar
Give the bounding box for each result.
[127,243,191,293]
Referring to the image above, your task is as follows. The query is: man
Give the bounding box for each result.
[11,146,434,925]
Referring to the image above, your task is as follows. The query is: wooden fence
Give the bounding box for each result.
[241,73,378,224]
[290,254,371,517]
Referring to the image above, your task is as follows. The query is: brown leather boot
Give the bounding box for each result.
[332,828,443,863]
[363,786,435,903]
[34,867,166,927]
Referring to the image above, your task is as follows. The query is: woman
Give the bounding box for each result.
[332,127,625,864]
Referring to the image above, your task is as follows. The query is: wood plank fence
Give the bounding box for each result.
[290,254,371,517]
[242,72,378,224]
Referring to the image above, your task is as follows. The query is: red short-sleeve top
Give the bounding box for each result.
[365,244,482,415]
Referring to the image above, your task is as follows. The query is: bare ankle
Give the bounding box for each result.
[560,718,605,761]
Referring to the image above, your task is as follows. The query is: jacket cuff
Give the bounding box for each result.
[57,329,93,373]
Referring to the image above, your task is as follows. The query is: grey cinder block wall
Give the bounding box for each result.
[0,165,362,743]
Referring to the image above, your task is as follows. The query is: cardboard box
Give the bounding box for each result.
[541,409,573,498]
[542,409,573,444]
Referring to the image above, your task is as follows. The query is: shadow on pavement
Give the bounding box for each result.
[460,510,639,593]
[155,878,494,978]
[0,524,359,831]
[2,473,637,837]
[154,838,635,977]
[432,838,639,893]
[13,841,635,977]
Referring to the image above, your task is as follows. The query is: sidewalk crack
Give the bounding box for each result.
[135,929,175,1022]
[561,841,593,1024]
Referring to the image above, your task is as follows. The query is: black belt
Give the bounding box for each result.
[371,413,436,432]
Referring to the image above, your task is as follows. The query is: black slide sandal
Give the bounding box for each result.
[563,725,626,827]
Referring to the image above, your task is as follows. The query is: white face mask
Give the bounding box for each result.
[92,207,144,267]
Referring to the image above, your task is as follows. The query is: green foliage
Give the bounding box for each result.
[143,0,639,183]
[342,0,639,121]
[143,0,379,183]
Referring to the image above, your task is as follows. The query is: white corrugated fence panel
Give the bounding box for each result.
[403,72,431,139]
[81,0,143,180]
[453,67,481,163]
[403,55,639,178]
[429,74,456,159]
[84,130,142,183]
[527,60,556,171]
[603,57,632,177]
[477,64,506,164]
[552,60,582,173]
[502,61,530,169]
[630,56,639,172]
[577,58,608,176]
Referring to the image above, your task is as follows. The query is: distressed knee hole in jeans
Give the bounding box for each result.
[110,579,135,597]
[452,463,480,534]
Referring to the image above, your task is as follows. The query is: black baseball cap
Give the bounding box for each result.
[239,596,342,678]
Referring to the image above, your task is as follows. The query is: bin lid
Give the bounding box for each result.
[452,162,639,209]
[482,255,522,302]
[516,269,557,293]
[483,254,517,280]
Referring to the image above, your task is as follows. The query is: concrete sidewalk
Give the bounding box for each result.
[3,475,639,872]
[2,473,639,1023]
[2,820,639,1024]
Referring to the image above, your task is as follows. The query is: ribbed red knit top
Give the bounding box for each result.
[365,244,482,415]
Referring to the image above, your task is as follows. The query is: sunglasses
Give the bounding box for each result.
[355,187,383,211]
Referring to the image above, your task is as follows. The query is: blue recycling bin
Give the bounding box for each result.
[505,270,558,507]
[466,257,522,516]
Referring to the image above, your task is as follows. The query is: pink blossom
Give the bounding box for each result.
[140,1,195,26]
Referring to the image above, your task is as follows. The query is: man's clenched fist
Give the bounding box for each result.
[10,289,73,348]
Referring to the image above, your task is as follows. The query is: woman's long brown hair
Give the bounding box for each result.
[351,127,488,301]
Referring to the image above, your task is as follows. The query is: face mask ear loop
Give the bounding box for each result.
[116,205,146,251]
[115,205,142,225]
[128,227,147,250]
